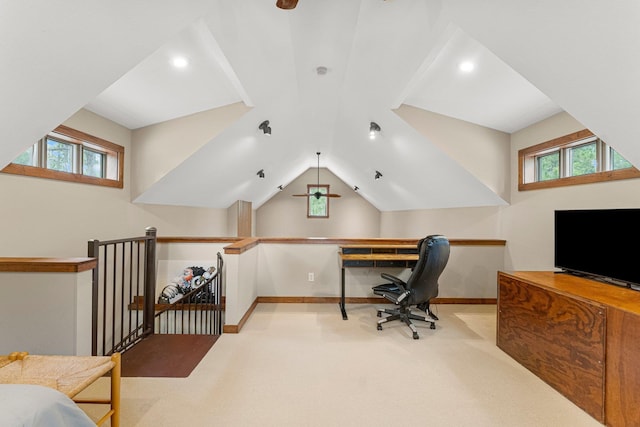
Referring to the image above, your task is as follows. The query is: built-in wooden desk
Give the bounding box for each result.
[339,245,419,319]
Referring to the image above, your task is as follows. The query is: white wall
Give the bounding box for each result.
[5,103,640,329]
[153,240,504,328]
[379,110,640,273]
[254,105,510,239]
[131,102,251,199]
[504,111,640,271]
[395,105,511,202]
[255,243,503,299]
[380,206,505,239]
[0,271,92,355]
[0,108,229,257]
[158,241,387,326]
[257,244,343,297]
[256,168,381,237]
[224,247,259,325]
[377,105,510,246]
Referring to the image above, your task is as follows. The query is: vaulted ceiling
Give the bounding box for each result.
[2,1,638,211]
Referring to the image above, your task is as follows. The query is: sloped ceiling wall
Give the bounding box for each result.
[443,0,640,166]
[2,1,638,213]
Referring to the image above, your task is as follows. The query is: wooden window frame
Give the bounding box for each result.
[2,125,124,188]
[307,184,330,218]
[518,129,640,191]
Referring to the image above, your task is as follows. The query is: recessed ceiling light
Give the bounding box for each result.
[172,56,189,68]
[459,61,475,72]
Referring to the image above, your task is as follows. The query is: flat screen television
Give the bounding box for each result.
[555,208,640,290]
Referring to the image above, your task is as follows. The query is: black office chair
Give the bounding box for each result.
[372,235,450,339]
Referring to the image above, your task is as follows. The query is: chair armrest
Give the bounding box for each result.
[377,290,399,304]
[374,274,410,304]
[376,289,411,304]
[380,273,405,287]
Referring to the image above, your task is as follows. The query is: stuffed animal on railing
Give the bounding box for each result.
[158,265,215,304]
[191,266,217,302]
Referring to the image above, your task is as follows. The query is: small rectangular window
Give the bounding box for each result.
[519,129,640,191]
[46,137,76,173]
[568,141,597,177]
[307,185,329,218]
[83,148,105,178]
[536,151,559,181]
[2,125,124,188]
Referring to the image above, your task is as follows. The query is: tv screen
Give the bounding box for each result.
[554,208,640,289]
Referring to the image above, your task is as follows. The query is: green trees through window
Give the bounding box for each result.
[520,129,640,191]
[83,148,105,178]
[307,185,329,218]
[537,152,559,181]
[13,146,35,167]
[46,138,75,173]
[2,125,123,188]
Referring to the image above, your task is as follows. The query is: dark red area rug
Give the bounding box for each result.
[120,334,219,378]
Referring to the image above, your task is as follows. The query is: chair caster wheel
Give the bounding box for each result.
[413,332,419,339]
[430,323,436,330]
[377,311,382,317]
[377,325,383,331]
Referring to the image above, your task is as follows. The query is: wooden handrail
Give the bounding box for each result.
[156,236,506,255]
[221,237,506,254]
[0,238,505,270]
[0,257,97,273]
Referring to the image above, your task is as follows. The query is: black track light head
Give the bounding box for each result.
[369,122,381,139]
[259,120,271,136]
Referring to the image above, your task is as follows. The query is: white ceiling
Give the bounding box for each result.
[3,1,638,211]
[86,2,559,134]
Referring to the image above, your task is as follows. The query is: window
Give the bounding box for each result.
[2,125,124,188]
[519,129,640,191]
[46,137,76,173]
[536,151,559,181]
[307,185,329,218]
[83,148,105,178]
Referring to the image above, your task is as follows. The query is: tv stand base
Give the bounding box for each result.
[498,271,640,426]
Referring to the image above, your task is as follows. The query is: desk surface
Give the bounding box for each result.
[340,253,419,261]
[338,245,418,320]
[340,244,416,249]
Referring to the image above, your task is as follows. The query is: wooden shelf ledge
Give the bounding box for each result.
[0,257,97,273]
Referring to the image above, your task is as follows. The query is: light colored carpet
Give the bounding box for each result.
[79,303,602,426]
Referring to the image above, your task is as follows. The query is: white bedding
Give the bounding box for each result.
[0,384,94,426]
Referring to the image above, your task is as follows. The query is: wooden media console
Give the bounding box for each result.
[497,271,640,426]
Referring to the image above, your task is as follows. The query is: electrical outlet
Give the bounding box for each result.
[308,272,314,282]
